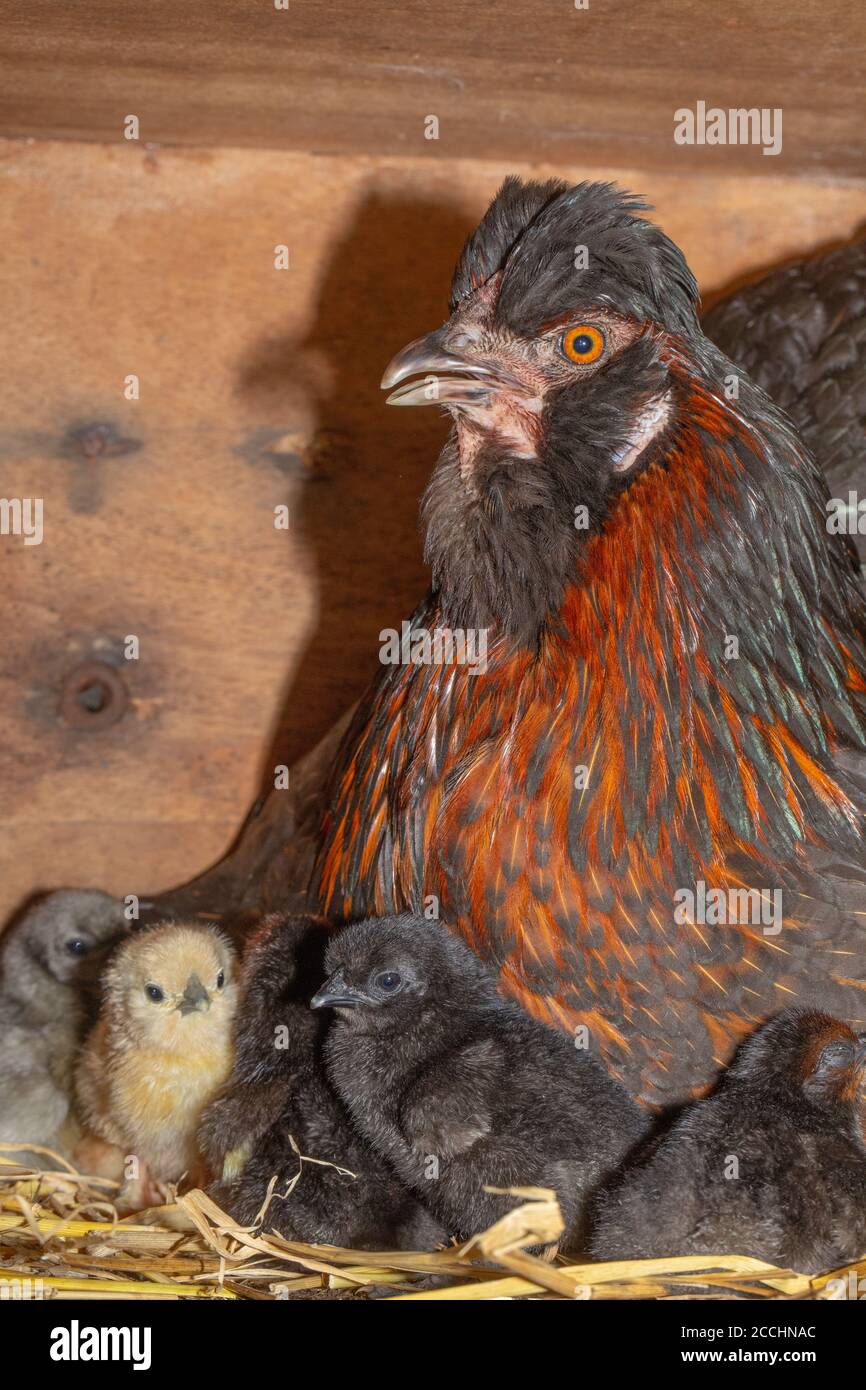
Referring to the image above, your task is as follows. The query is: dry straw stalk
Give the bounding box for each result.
[0,1146,860,1301]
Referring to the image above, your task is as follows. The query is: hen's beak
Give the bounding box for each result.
[381,327,495,408]
[310,968,371,1010]
[177,972,210,1015]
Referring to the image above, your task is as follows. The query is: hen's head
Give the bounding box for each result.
[383,178,701,637]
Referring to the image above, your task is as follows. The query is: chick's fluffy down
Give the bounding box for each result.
[76,923,238,1183]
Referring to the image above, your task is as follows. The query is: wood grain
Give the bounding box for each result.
[1,135,865,926]
[0,0,864,178]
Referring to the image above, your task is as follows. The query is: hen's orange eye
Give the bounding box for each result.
[562,324,605,365]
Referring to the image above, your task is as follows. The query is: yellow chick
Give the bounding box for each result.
[75,922,238,1209]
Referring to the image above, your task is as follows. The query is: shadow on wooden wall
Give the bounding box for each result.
[238,190,474,783]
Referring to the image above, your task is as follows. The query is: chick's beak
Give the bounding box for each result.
[381,327,495,408]
[177,972,211,1015]
[310,968,370,1010]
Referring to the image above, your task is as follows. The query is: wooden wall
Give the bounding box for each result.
[1,0,865,925]
[1,0,863,179]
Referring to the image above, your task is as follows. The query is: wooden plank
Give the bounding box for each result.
[0,0,863,178]
[1,136,865,925]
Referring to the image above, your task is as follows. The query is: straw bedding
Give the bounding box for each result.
[0,1145,860,1301]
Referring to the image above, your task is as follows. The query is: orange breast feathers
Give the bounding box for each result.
[316,373,866,1103]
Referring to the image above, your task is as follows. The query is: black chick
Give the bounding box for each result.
[313,913,648,1247]
[591,1008,866,1274]
[198,914,445,1250]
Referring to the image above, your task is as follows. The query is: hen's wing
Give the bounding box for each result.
[704,239,866,561]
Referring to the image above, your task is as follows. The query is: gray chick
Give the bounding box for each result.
[0,889,127,1165]
[313,913,648,1248]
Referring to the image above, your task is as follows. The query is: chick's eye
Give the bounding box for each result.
[145,983,164,1004]
[375,971,402,993]
[815,1040,853,1074]
[65,938,89,956]
[561,324,605,365]
[216,970,225,990]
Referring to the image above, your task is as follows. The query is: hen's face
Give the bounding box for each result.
[381,178,700,639]
[384,280,661,477]
[106,923,238,1050]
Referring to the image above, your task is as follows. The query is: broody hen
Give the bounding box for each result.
[146,224,866,944]
[313,178,866,1106]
